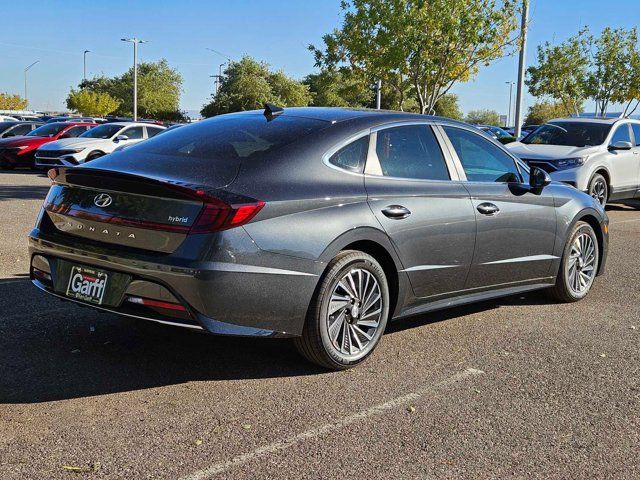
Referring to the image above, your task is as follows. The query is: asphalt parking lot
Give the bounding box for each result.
[1,171,639,479]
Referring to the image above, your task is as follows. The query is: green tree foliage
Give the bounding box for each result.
[304,68,373,107]
[526,30,589,117]
[465,109,500,125]
[587,27,639,117]
[524,100,577,125]
[311,0,519,114]
[201,56,312,117]
[81,59,183,120]
[0,93,27,110]
[66,89,120,117]
[434,94,463,120]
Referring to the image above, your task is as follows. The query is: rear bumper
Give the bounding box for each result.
[28,226,323,337]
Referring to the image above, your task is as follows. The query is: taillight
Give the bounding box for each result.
[190,198,265,233]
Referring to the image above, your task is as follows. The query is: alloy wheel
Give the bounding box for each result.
[567,232,597,295]
[590,178,607,206]
[326,268,382,357]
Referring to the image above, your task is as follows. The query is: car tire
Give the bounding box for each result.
[549,221,599,303]
[588,173,608,207]
[85,151,104,162]
[294,250,390,370]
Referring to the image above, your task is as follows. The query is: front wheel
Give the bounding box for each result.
[294,250,389,370]
[549,221,599,302]
[588,173,608,207]
[85,151,104,162]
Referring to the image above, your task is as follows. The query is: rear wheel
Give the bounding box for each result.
[85,151,104,162]
[549,221,599,302]
[588,173,608,207]
[294,250,389,370]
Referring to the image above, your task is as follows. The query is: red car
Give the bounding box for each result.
[0,122,96,169]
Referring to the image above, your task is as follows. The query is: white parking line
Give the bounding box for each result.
[180,367,485,480]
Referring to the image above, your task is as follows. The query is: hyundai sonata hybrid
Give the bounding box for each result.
[507,117,640,207]
[29,106,608,369]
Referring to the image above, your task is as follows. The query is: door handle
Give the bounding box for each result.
[476,202,500,215]
[382,205,411,219]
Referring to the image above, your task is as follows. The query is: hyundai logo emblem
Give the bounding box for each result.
[94,193,113,208]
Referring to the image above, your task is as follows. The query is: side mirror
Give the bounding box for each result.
[115,134,129,142]
[529,166,551,189]
[608,140,632,150]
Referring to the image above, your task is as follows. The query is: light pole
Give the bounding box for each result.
[514,0,529,138]
[83,50,91,83]
[121,38,147,121]
[24,60,39,110]
[505,81,515,127]
[206,48,231,95]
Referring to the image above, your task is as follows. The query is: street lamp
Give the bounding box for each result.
[83,50,91,83]
[505,81,515,127]
[206,48,231,95]
[121,38,147,121]
[24,60,39,110]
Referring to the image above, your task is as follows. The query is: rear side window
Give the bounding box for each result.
[374,125,449,180]
[9,124,32,136]
[633,124,640,146]
[328,135,369,173]
[611,124,632,145]
[138,114,328,160]
[443,126,520,183]
[146,126,164,138]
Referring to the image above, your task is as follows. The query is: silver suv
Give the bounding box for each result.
[507,117,640,207]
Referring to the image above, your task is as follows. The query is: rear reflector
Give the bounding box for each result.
[126,296,186,311]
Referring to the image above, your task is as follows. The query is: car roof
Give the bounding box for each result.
[234,106,470,128]
[549,117,640,125]
[105,121,163,127]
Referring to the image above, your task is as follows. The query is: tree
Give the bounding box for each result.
[201,56,312,117]
[311,0,520,114]
[526,29,590,117]
[434,94,463,120]
[66,89,120,116]
[304,68,373,107]
[0,93,27,110]
[465,109,500,125]
[524,100,577,125]
[81,59,183,120]
[586,27,639,117]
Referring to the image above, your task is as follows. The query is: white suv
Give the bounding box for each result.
[35,122,165,167]
[507,117,640,207]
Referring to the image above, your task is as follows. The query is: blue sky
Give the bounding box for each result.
[1,0,638,116]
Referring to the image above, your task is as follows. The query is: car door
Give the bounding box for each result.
[631,124,640,197]
[439,125,557,289]
[608,123,638,195]
[364,123,477,299]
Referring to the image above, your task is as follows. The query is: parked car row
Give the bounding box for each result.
[0,120,166,169]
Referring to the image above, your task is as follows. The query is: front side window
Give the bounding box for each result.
[443,126,521,183]
[328,135,369,173]
[611,124,632,145]
[374,125,449,180]
[122,126,144,139]
[7,124,32,137]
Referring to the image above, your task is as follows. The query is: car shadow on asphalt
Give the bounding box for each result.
[0,184,50,201]
[606,200,640,211]
[0,280,554,404]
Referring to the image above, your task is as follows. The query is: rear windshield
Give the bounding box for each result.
[27,123,67,137]
[133,114,328,159]
[522,122,611,147]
